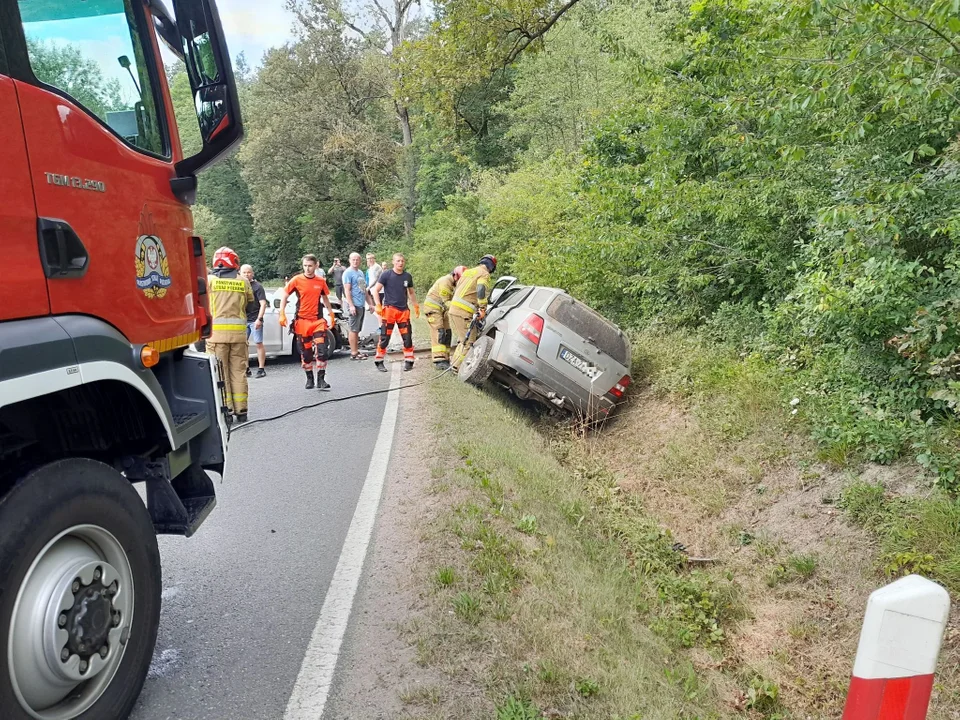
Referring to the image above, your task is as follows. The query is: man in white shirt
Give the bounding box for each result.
[365,253,383,307]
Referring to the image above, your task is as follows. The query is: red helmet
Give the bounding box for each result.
[452,265,467,281]
[480,254,497,271]
[213,247,239,269]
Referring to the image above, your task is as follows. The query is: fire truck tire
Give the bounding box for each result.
[0,458,161,720]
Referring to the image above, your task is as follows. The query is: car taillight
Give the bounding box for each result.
[609,374,631,399]
[193,236,212,339]
[519,313,544,346]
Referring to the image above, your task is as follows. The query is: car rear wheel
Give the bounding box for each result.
[0,459,161,720]
[459,335,494,386]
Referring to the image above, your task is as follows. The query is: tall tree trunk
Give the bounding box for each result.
[397,103,416,237]
[390,1,417,238]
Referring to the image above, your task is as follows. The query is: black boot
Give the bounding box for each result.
[434,360,451,371]
[375,361,388,373]
[404,361,414,372]
[317,372,331,391]
[304,370,315,389]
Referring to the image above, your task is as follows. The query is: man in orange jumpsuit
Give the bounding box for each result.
[278,254,336,390]
[370,253,420,372]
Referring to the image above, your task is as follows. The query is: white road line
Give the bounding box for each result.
[283,363,402,720]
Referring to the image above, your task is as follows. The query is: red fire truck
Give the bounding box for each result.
[0,0,243,717]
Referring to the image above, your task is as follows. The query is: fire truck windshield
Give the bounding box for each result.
[18,0,167,156]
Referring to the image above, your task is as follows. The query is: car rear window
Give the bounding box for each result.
[528,288,553,312]
[546,295,629,366]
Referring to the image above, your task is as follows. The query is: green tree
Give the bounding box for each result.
[25,38,126,117]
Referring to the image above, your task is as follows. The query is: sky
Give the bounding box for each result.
[215,0,297,68]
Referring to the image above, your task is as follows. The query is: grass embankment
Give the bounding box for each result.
[403,330,960,720]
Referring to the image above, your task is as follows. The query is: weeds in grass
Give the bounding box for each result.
[514,514,538,535]
[745,676,781,715]
[399,684,442,706]
[537,659,564,686]
[664,662,703,703]
[653,573,730,647]
[452,592,482,623]
[435,566,457,587]
[839,481,960,592]
[496,695,540,720]
[575,676,601,698]
[788,554,818,579]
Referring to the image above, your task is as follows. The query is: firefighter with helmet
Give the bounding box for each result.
[449,254,497,371]
[207,247,255,422]
[424,265,466,370]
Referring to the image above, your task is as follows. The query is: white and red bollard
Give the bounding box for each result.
[842,574,951,720]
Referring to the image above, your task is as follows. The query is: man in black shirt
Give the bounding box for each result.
[371,253,420,372]
[241,264,268,378]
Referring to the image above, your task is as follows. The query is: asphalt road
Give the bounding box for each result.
[130,349,400,720]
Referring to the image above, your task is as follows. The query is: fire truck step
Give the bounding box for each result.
[170,411,209,445]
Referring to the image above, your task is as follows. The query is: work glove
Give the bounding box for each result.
[279,312,287,328]
[375,305,383,317]
[478,307,486,321]
[413,303,421,319]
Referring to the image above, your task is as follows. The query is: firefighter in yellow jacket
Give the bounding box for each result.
[449,255,497,371]
[207,247,255,422]
[424,265,466,370]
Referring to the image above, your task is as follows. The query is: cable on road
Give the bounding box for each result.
[228,366,453,435]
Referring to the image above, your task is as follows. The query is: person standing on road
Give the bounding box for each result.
[365,253,383,309]
[328,257,346,302]
[450,254,497,372]
[278,254,336,390]
[342,252,370,361]
[424,265,466,370]
[240,264,268,378]
[207,247,255,422]
[371,253,419,373]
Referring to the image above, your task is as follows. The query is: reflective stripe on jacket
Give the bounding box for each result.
[449,265,491,318]
[208,272,254,343]
[425,274,456,313]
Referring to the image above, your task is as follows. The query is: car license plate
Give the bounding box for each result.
[558,345,600,380]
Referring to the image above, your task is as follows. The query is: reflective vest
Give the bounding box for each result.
[208,270,254,343]
[449,265,491,318]
[424,274,456,314]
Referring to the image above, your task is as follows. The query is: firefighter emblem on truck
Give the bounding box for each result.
[135,235,172,299]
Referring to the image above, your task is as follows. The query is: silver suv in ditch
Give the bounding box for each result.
[458,277,632,420]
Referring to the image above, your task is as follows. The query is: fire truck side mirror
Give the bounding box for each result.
[172,0,244,179]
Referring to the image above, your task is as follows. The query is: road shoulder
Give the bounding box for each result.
[323,374,460,720]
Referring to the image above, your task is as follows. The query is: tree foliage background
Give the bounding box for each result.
[181,0,960,485]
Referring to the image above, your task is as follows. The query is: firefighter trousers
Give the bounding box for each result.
[208,341,248,414]
[294,318,329,372]
[376,306,414,363]
[425,309,451,362]
[449,313,479,370]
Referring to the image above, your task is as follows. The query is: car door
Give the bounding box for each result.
[0,67,49,321]
[486,286,532,329]
[11,0,197,346]
[260,293,283,355]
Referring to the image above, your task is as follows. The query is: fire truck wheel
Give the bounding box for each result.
[0,458,161,720]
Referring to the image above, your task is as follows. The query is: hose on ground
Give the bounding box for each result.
[229,366,453,435]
